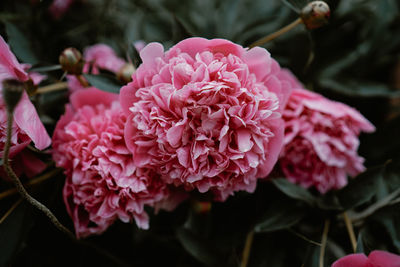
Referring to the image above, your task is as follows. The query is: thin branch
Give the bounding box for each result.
[319,219,330,267]
[249,18,303,48]
[76,75,89,87]
[342,212,357,252]
[240,230,255,267]
[0,198,22,224]
[3,110,75,240]
[288,228,321,246]
[35,82,68,94]
[349,188,400,223]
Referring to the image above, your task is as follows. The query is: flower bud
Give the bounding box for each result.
[59,47,84,75]
[192,201,212,214]
[300,1,330,29]
[2,79,24,112]
[117,63,136,84]
[24,78,37,96]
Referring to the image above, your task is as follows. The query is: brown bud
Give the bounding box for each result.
[59,47,84,75]
[192,201,212,214]
[300,1,330,30]
[117,63,136,84]
[2,79,25,112]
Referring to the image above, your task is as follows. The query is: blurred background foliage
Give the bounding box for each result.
[0,0,400,266]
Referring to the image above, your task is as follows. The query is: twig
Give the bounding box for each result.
[349,188,400,223]
[35,82,68,94]
[249,18,303,48]
[0,198,22,224]
[288,228,321,246]
[3,110,75,239]
[0,168,62,200]
[342,212,357,252]
[240,230,254,267]
[76,75,89,87]
[319,219,330,267]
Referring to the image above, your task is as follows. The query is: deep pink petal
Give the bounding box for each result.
[368,250,400,267]
[332,254,369,267]
[14,92,51,150]
[70,88,118,109]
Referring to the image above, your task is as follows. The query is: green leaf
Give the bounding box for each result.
[254,201,305,233]
[337,165,383,209]
[176,227,221,266]
[0,202,33,266]
[83,74,122,93]
[4,22,38,64]
[271,178,316,205]
[315,192,342,210]
[29,65,62,72]
[318,78,400,98]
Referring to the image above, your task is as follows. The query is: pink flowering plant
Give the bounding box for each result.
[1,0,400,266]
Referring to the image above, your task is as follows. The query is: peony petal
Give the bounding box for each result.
[331,253,369,267]
[236,129,253,152]
[70,88,118,109]
[140,42,164,67]
[368,250,400,267]
[14,92,51,150]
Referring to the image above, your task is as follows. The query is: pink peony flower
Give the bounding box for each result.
[67,44,126,92]
[120,38,293,201]
[279,70,375,193]
[0,35,51,178]
[332,250,400,267]
[52,88,175,238]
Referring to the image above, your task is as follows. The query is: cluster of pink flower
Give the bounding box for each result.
[0,36,375,238]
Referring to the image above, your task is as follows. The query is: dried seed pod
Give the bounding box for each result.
[300,1,330,29]
[2,79,24,112]
[117,63,136,84]
[59,47,84,75]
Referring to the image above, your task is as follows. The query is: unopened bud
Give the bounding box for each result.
[24,78,36,96]
[192,201,212,214]
[2,79,24,112]
[59,47,84,75]
[117,63,136,84]
[300,1,330,29]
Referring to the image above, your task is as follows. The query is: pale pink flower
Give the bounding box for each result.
[0,35,51,178]
[67,44,126,92]
[52,88,173,238]
[120,38,293,201]
[133,41,146,53]
[279,70,375,193]
[332,250,400,267]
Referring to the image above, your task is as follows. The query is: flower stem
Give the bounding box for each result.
[319,219,330,267]
[240,230,254,267]
[3,111,75,239]
[342,211,357,253]
[35,82,68,94]
[76,75,89,87]
[249,18,303,48]
[0,198,22,224]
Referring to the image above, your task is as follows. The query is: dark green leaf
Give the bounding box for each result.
[337,165,383,209]
[83,74,122,93]
[29,65,62,72]
[4,22,38,64]
[254,201,305,232]
[0,202,33,266]
[318,78,400,98]
[271,178,316,205]
[315,193,342,210]
[176,227,221,266]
